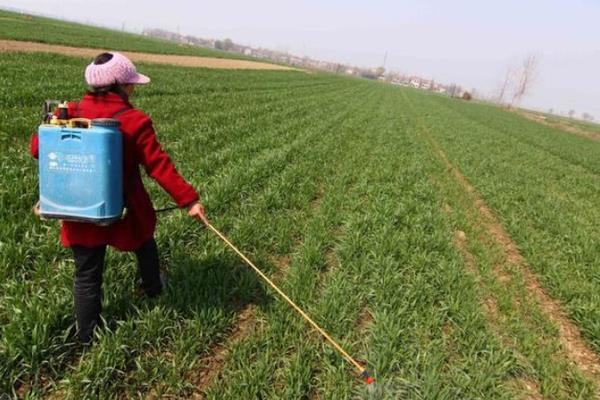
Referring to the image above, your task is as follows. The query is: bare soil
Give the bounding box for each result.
[191,304,257,399]
[355,306,374,333]
[0,39,295,71]
[507,377,546,400]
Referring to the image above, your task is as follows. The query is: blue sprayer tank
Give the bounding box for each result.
[38,118,124,225]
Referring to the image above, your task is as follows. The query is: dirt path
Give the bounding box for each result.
[0,39,295,71]
[516,109,600,142]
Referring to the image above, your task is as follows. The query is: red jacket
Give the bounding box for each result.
[30,92,199,251]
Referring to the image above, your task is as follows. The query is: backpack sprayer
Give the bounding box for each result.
[35,101,375,385]
[37,100,125,225]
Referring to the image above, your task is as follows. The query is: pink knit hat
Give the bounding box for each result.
[85,52,150,87]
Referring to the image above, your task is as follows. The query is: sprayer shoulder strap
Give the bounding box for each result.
[110,106,134,211]
[111,107,131,119]
[73,104,131,120]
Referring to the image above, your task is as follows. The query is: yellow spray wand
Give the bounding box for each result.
[202,219,375,385]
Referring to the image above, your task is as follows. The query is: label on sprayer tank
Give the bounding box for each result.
[46,151,97,173]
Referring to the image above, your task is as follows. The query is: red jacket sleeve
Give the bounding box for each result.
[134,117,199,208]
[30,133,39,159]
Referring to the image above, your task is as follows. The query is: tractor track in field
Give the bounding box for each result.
[452,228,546,400]
[0,39,295,70]
[451,230,499,323]
[442,182,545,398]
[436,140,600,380]
[414,112,600,394]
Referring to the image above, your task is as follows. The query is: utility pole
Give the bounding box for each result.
[382,50,388,69]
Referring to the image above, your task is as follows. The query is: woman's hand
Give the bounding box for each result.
[187,201,208,225]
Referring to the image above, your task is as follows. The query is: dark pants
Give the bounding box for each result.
[71,238,162,342]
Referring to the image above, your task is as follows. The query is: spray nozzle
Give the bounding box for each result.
[360,369,375,385]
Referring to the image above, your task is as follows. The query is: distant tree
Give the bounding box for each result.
[359,70,378,80]
[215,38,234,51]
[496,67,513,103]
[548,108,554,114]
[223,38,234,51]
[582,112,594,121]
[448,84,460,97]
[512,54,539,104]
[568,109,576,118]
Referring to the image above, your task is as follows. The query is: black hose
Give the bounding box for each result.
[155,205,179,213]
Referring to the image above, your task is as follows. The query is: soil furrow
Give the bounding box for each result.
[452,228,545,399]
[188,185,329,398]
[190,304,257,400]
[422,123,600,391]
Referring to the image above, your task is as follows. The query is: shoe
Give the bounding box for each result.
[137,272,167,298]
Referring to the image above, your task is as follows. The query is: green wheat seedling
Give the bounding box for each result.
[1,33,600,398]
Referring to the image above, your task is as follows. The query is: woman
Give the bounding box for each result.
[30,52,206,343]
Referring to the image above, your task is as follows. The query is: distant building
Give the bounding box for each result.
[142,27,470,97]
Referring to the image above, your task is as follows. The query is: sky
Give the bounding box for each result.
[2,0,599,120]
